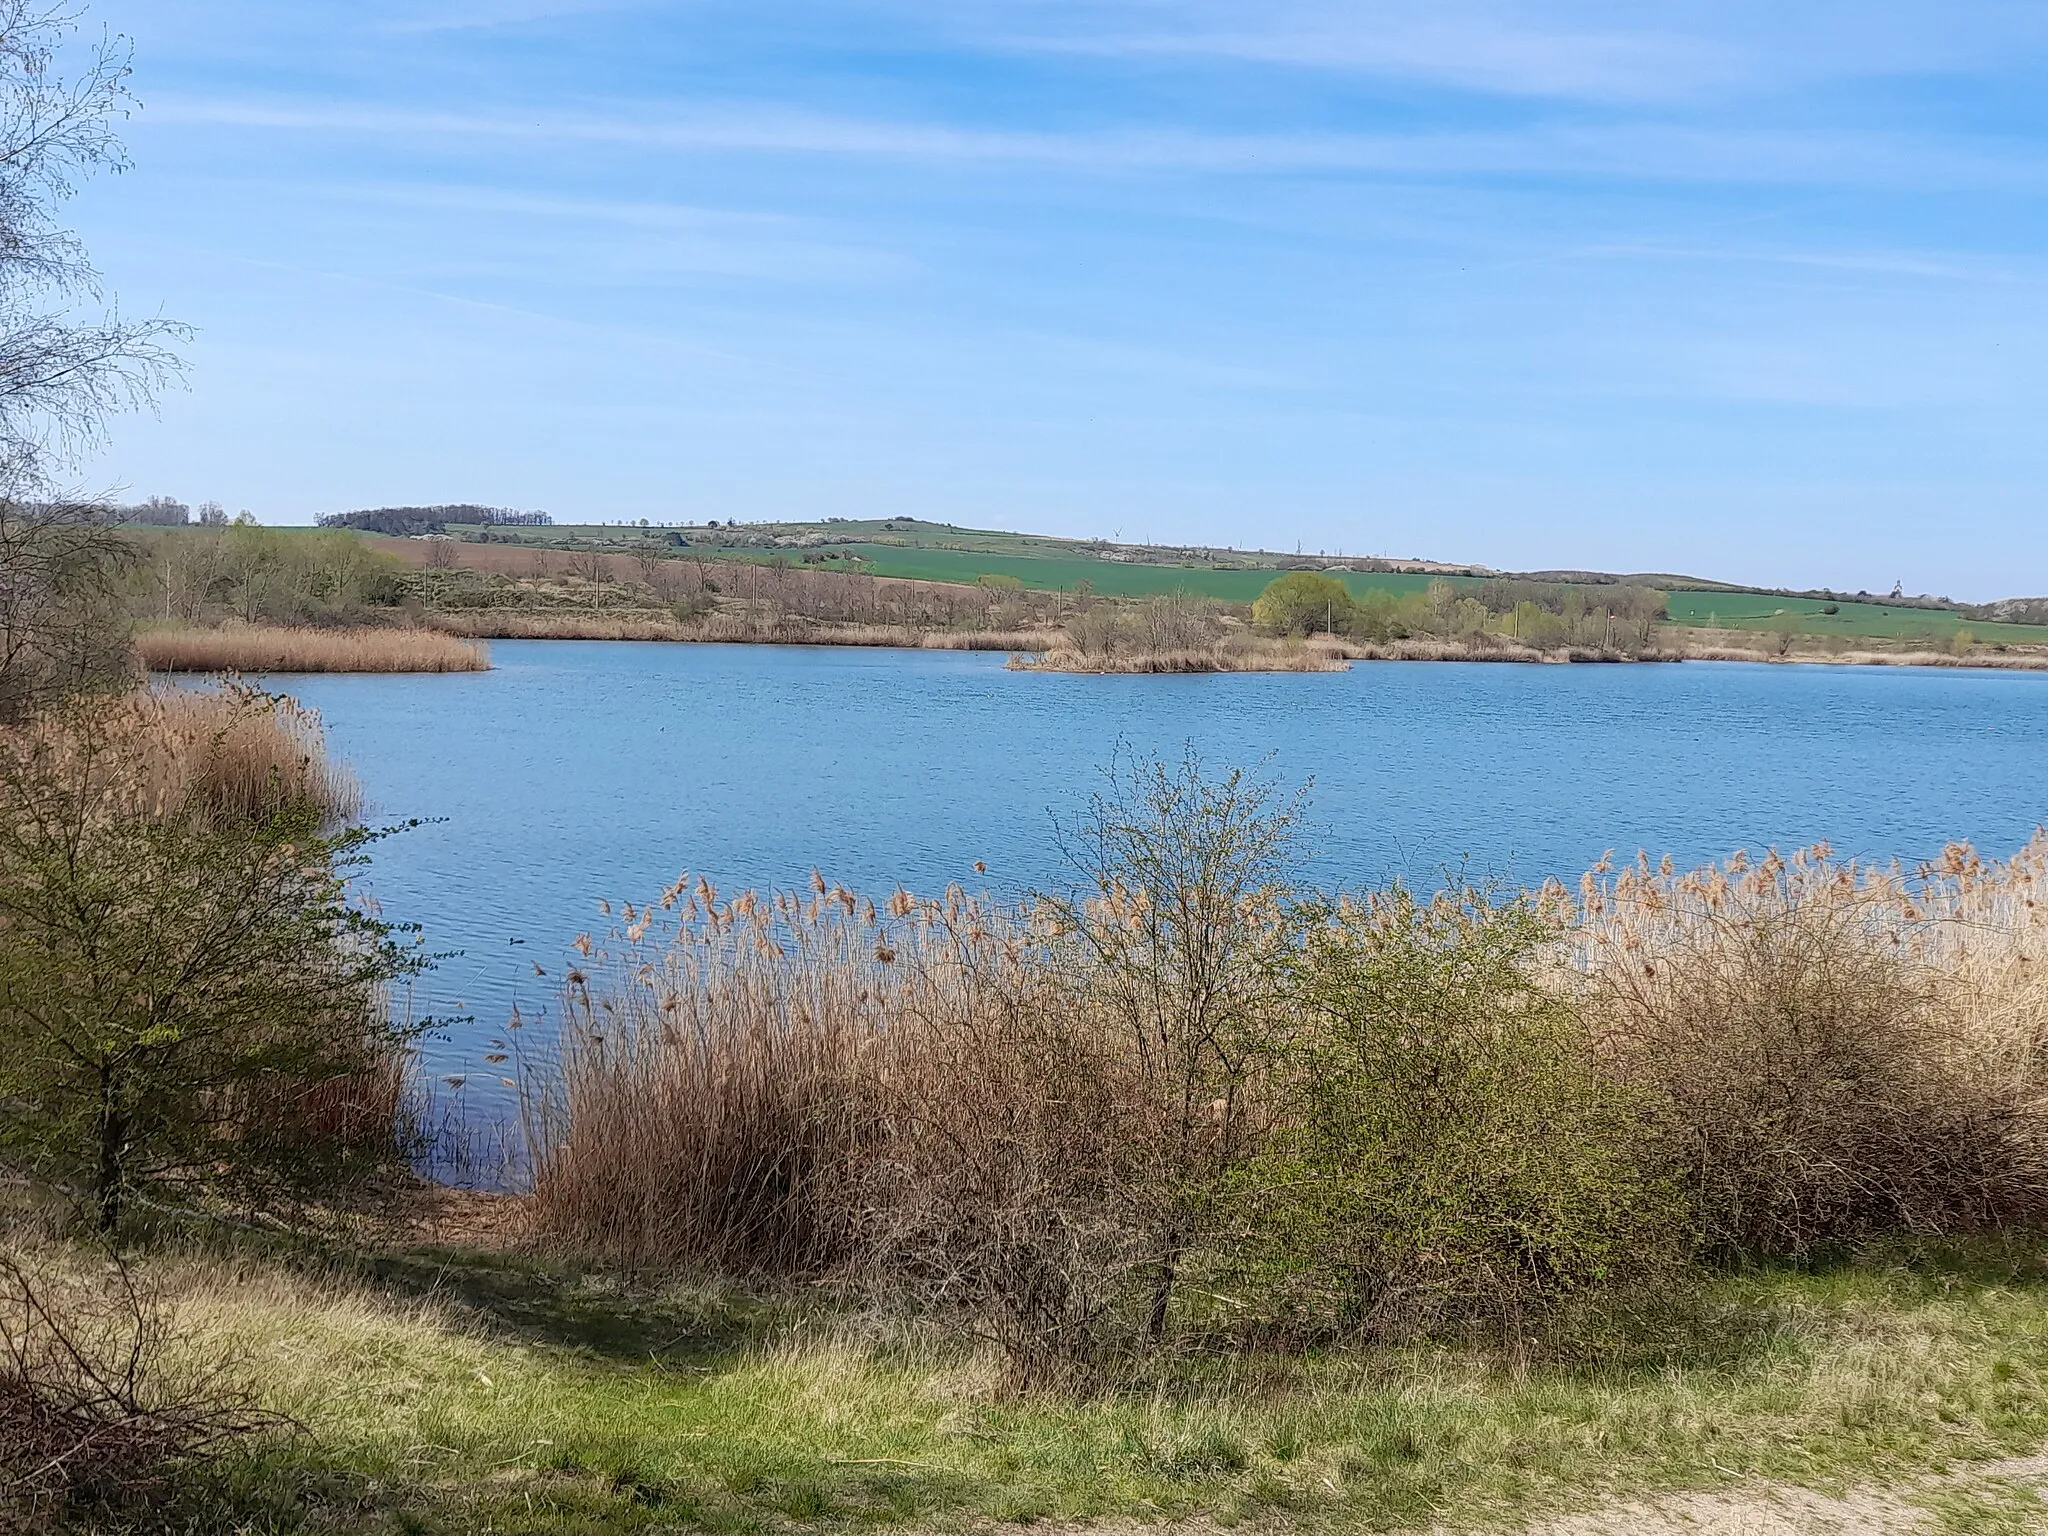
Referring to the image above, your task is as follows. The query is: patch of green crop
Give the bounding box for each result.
[1665,590,2048,647]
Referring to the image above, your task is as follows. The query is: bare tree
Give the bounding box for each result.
[1046,749,1306,1340]
[0,4,186,477]
[0,497,129,721]
[0,5,186,718]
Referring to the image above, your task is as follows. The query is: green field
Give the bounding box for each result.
[807,544,1449,602]
[1665,590,2048,647]
[445,517,2048,646]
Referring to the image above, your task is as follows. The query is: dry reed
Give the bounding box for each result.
[2,686,360,829]
[529,829,2048,1333]
[1011,635,1355,674]
[137,624,488,674]
[525,878,1045,1273]
[1683,643,2048,671]
[522,875,1174,1372]
[1567,837,2048,1255]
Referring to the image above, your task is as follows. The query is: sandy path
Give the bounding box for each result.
[1522,1452,2048,1534]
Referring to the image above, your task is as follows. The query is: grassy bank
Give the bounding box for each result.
[138,623,490,674]
[11,1225,2048,1534]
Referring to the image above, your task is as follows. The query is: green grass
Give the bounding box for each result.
[792,544,1449,603]
[478,519,1461,602]
[1665,590,2048,648]
[56,1232,2048,1534]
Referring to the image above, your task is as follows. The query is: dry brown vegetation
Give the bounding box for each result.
[427,608,1060,651]
[523,758,2048,1379]
[3,685,361,827]
[1010,633,1683,672]
[1686,641,2048,670]
[1572,839,2048,1257]
[1,1251,272,1529]
[136,623,488,674]
[1011,636,1355,673]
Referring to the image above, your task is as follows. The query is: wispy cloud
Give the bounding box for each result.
[336,183,917,283]
[380,0,645,35]
[150,96,2048,193]
[939,0,2048,102]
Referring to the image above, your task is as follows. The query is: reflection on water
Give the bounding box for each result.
[265,642,2048,1116]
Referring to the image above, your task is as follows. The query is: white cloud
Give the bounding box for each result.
[148,96,2048,194]
[943,0,2048,101]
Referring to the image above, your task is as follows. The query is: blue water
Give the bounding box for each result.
[265,641,2048,1094]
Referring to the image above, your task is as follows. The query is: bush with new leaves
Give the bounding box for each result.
[0,688,425,1232]
[1227,885,1685,1345]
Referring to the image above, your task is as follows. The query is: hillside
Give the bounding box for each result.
[402,515,2048,650]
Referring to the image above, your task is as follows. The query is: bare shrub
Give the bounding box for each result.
[0,1252,272,1527]
[531,754,1309,1379]
[1576,839,2048,1258]
[1041,750,1304,1343]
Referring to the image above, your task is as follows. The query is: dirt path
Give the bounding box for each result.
[1522,1452,2048,1534]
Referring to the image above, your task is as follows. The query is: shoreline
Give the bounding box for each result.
[133,619,2048,676]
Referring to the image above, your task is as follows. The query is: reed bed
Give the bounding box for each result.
[1009,635,1675,673]
[526,813,2048,1373]
[1011,634,1356,673]
[919,628,1063,652]
[137,624,488,674]
[1566,836,2048,1255]
[1683,641,2048,670]
[1,685,360,828]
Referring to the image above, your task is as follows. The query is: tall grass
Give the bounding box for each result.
[137,623,488,674]
[1569,837,2048,1256]
[5,685,361,828]
[525,803,2048,1375]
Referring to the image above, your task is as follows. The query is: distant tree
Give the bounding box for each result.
[1251,571,1354,637]
[316,505,552,535]
[125,494,188,526]
[195,499,225,526]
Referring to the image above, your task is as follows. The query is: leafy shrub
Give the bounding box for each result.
[1230,887,1685,1345]
[0,689,426,1231]
[1250,572,1354,637]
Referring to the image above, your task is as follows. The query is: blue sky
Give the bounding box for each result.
[65,1,2048,597]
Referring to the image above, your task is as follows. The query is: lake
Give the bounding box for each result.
[264,641,2048,1109]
